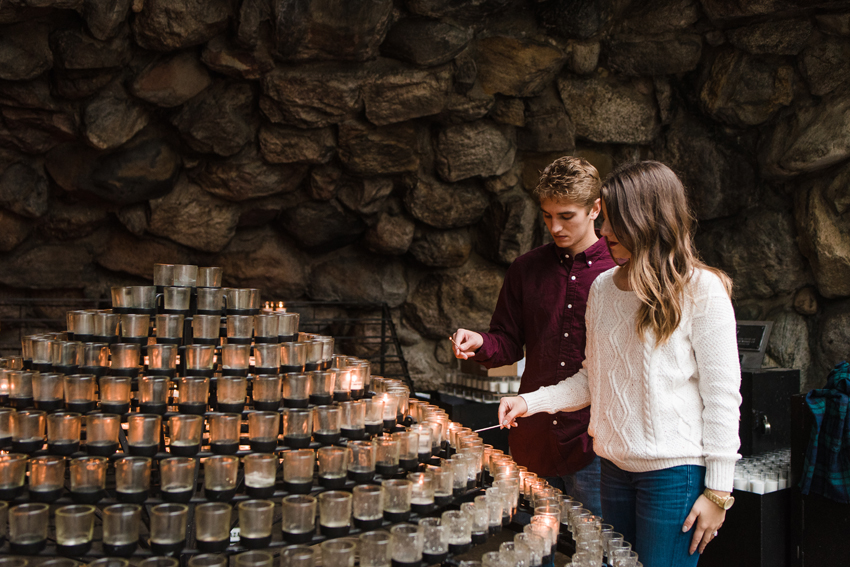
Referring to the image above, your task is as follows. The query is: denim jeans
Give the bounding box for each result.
[544,455,603,517]
[600,459,706,567]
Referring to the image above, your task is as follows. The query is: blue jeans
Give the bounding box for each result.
[544,455,602,517]
[600,459,705,567]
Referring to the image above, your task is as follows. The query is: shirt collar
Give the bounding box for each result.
[550,232,612,263]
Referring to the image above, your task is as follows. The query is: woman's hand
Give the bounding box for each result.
[682,492,728,554]
[451,329,484,360]
[497,396,528,429]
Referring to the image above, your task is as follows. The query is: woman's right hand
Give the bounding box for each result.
[498,396,528,429]
[451,329,484,360]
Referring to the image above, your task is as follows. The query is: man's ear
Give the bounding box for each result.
[588,198,601,220]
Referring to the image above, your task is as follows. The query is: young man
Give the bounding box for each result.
[452,156,615,515]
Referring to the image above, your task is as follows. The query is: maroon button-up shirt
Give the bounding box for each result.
[473,237,616,476]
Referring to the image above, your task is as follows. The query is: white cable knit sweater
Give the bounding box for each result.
[520,267,742,492]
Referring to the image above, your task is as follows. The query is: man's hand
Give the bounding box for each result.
[451,329,484,360]
[497,396,528,429]
[682,492,728,554]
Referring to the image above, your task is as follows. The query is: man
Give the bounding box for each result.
[452,156,615,515]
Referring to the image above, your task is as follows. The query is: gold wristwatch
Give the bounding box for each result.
[703,488,735,510]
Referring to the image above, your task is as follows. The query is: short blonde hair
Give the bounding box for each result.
[533,156,601,208]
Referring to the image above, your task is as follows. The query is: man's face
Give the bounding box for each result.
[540,198,599,250]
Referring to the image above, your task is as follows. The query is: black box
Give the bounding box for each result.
[740,369,799,456]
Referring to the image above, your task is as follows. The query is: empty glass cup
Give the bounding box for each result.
[393,430,419,472]
[155,314,184,345]
[162,287,191,315]
[197,288,225,316]
[226,316,254,345]
[139,376,170,414]
[251,374,282,411]
[0,454,28,500]
[318,446,351,489]
[69,456,108,503]
[55,504,96,555]
[0,407,13,448]
[99,376,132,414]
[69,310,95,340]
[243,453,278,498]
[178,376,209,414]
[209,413,242,455]
[238,500,275,548]
[253,343,280,373]
[222,344,251,376]
[198,266,223,288]
[254,315,279,343]
[189,556,228,567]
[81,343,109,376]
[248,411,280,453]
[216,377,247,413]
[420,517,448,564]
[224,288,260,315]
[195,502,232,553]
[360,531,391,567]
[321,539,356,567]
[348,440,376,483]
[364,397,385,435]
[235,552,273,567]
[430,465,454,506]
[46,412,81,455]
[12,409,45,453]
[466,501,489,544]
[353,484,384,530]
[85,413,120,456]
[192,314,222,346]
[374,435,400,477]
[313,405,341,445]
[63,374,96,414]
[28,455,65,502]
[149,503,189,554]
[102,504,142,557]
[278,313,300,341]
[281,342,307,373]
[115,456,152,502]
[390,524,423,566]
[282,408,313,448]
[120,314,150,342]
[283,373,311,408]
[308,370,334,405]
[281,495,317,543]
[127,414,161,456]
[160,457,196,503]
[9,502,50,554]
[204,455,240,501]
[93,312,120,344]
[340,400,366,439]
[443,510,473,554]
[282,448,315,494]
[109,344,141,373]
[147,344,179,376]
[382,479,412,522]
[32,373,64,412]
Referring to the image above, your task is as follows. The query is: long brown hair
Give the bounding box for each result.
[601,161,732,344]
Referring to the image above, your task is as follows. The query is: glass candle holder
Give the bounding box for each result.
[374,435,400,477]
[12,409,45,453]
[303,340,324,372]
[147,344,178,376]
[428,465,453,505]
[410,425,433,463]
[308,371,334,406]
[109,344,141,372]
[221,344,251,377]
[450,457,469,494]
[224,288,260,314]
[0,454,27,500]
[28,455,65,502]
[442,510,472,554]
[390,524,423,566]
[69,456,108,503]
[514,533,545,567]
[162,287,191,314]
[339,400,366,439]
[485,490,504,533]
[281,495,317,543]
[464,501,489,544]
[155,314,184,345]
[282,448,315,494]
[347,361,368,397]
[360,531,391,567]
[178,376,209,414]
[331,368,351,402]
[120,314,150,341]
[81,343,109,376]
[283,373,311,408]
[85,413,120,456]
[127,414,161,456]
[364,397,385,435]
[63,374,96,414]
[407,472,435,514]
[317,446,351,489]
[51,341,83,373]
[89,559,129,567]
[382,479,412,522]
[195,502,232,553]
[199,266,222,287]
[0,407,14,448]
[278,313,300,341]
[254,314,279,342]
[192,314,221,345]
[31,338,52,369]
[139,558,178,567]
[93,312,121,343]
[280,342,306,373]
[348,440,375,483]
[204,455,240,501]
[352,484,384,530]
[154,264,175,288]
[248,411,280,453]
[196,287,224,315]
[282,408,313,448]
[189,556,228,567]
[380,393,400,429]
[102,503,142,557]
[69,310,95,339]
[209,413,242,455]
[115,457,151,503]
[529,516,558,553]
[99,376,132,414]
[216,377,247,413]
[253,343,280,373]
[33,373,64,412]
[251,375,282,411]
[55,504,96,555]
[183,345,215,376]
[139,376,169,414]
[313,405,341,445]
[420,517,448,564]
[47,412,81,455]
[160,457,196,503]
[321,539,355,567]
[226,315,254,345]
[149,503,188,555]
[280,547,314,567]
[235,551,273,567]
[393,431,419,472]
[243,453,278,498]
[238,500,275,548]
[9,502,50,554]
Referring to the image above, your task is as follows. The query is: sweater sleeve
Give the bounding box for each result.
[473,262,526,368]
[691,272,742,492]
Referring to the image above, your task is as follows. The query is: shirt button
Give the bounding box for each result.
[566,254,570,258]
[553,420,558,425]
[571,276,576,280]
[560,362,565,366]
[567,304,572,309]
[588,261,592,265]
[564,332,569,337]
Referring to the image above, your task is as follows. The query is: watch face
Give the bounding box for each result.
[724,496,735,510]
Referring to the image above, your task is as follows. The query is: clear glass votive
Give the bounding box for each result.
[282,448,315,494]
[380,393,400,429]
[313,405,341,445]
[243,453,278,498]
[318,491,352,537]
[331,368,351,402]
[364,397,385,435]
[204,455,240,501]
[81,343,109,376]
[195,502,232,553]
[115,456,151,503]
[109,344,140,372]
[442,509,472,554]
[33,373,64,412]
[216,377,247,413]
[69,456,108,503]
[127,414,161,456]
[251,374,282,411]
[63,374,96,414]
[221,344,251,376]
[85,413,120,456]
[55,504,96,555]
[235,551,274,567]
[317,446,350,489]
[278,312,300,341]
[196,287,224,316]
[209,413,241,455]
[393,430,419,472]
[321,539,356,567]
[28,455,65,502]
[103,503,142,557]
[162,287,191,314]
[348,439,375,483]
[253,343,280,372]
[12,409,45,454]
[515,533,545,567]
[410,425,433,463]
[160,457,196,503]
[254,314,279,342]
[339,400,366,439]
[248,411,280,453]
[359,532,390,567]
[189,555,228,567]
[199,266,222,287]
[120,314,150,341]
[280,342,306,373]
[192,314,221,345]
[428,465,454,505]
[464,501,489,544]
[420,517,448,563]
[0,454,28,500]
[282,407,313,448]
[9,502,50,554]
[374,435,400,477]
[147,344,178,376]
[283,373,311,408]
[168,414,203,456]
[302,340,324,372]
[155,314,184,345]
[183,345,214,375]
[46,412,81,455]
[307,370,334,405]
[149,503,189,554]
[93,312,120,343]
[99,376,132,414]
[226,315,254,344]
[281,494,317,543]
[353,484,384,530]
[139,558,178,567]
[138,376,169,414]
[382,479,412,522]
[178,376,209,415]
[408,472,436,514]
[390,524,423,566]
[0,407,15,448]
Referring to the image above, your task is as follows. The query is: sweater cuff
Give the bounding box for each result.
[704,459,737,492]
[520,389,550,417]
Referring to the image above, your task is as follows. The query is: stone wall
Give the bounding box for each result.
[1,0,849,392]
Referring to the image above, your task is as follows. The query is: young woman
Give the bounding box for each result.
[498,161,741,567]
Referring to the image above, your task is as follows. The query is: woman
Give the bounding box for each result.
[498,161,741,566]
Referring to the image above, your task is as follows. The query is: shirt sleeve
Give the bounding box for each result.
[691,272,742,492]
[473,262,526,368]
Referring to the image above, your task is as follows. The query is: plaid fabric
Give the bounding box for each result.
[799,361,850,503]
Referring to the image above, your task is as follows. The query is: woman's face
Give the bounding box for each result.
[600,199,632,263]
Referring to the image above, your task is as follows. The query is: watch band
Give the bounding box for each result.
[703,488,734,510]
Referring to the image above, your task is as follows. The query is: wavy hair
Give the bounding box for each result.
[601,161,732,344]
